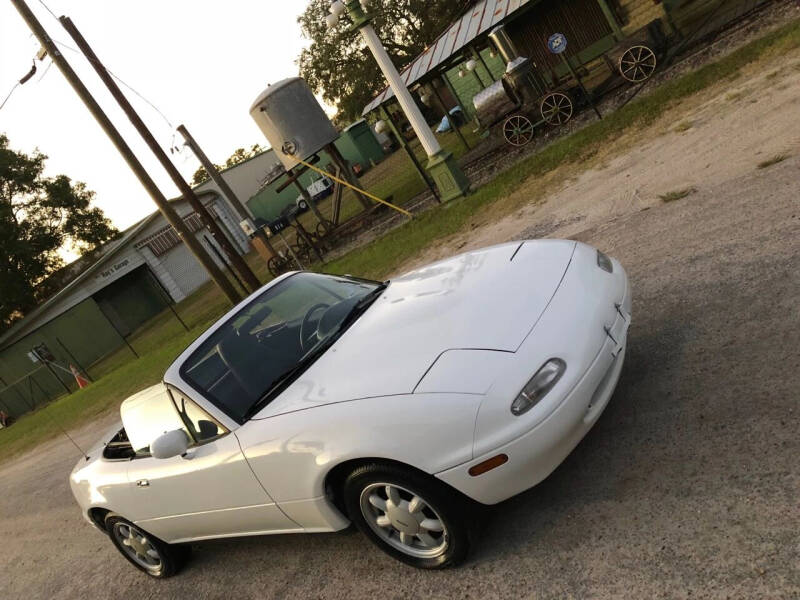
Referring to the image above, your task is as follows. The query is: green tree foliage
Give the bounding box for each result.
[191,144,264,186]
[0,134,119,330]
[298,0,468,124]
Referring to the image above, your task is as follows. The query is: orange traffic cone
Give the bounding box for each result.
[70,364,90,389]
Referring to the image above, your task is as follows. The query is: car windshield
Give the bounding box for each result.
[180,273,383,423]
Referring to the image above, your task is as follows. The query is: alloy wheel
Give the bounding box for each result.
[112,522,162,570]
[359,482,449,559]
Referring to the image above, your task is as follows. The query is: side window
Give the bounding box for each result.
[122,391,190,455]
[170,389,227,444]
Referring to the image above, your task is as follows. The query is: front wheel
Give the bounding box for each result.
[343,463,473,569]
[105,515,188,578]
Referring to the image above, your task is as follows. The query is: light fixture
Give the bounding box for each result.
[330,1,346,17]
[458,68,466,78]
[420,92,432,106]
[374,119,387,134]
[489,47,498,58]
[466,59,478,72]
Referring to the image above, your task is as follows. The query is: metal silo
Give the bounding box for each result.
[249,78,339,171]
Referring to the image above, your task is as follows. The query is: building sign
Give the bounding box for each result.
[547,33,567,54]
[98,259,130,279]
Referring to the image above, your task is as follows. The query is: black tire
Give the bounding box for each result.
[343,463,473,569]
[105,514,188,578]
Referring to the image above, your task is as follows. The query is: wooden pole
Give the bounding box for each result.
[59,16,260,293]
[177,124,278,260]
[326,144,372,210]
[9,0,241,305]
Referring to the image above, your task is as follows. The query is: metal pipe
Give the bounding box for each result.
[488,25,519,63]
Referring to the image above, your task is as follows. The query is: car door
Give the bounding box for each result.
[125,387,301,543]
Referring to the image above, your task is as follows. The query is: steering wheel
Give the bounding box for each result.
[300,303,330,352]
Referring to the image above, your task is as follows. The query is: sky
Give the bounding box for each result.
[1,0,322,256]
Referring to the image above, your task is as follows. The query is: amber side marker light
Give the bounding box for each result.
[468,454,509,477]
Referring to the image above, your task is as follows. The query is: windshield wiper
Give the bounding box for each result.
[337,281,388,331]
[240,343,329,421]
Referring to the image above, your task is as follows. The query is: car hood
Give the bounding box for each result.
[255,240,576,418]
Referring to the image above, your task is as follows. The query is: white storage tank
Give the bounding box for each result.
[249,78,339,171]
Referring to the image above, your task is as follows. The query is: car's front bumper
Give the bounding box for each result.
[436,246,631,505]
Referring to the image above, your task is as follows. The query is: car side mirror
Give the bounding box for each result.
[151,429,190,459]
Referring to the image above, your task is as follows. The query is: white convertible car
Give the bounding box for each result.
[70,240,631,577]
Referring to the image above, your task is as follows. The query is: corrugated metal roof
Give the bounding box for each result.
[362,0,533,115]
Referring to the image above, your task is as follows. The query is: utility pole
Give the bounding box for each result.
[59,16,261,294]
[176,124,280,256]
[9,0,241,305]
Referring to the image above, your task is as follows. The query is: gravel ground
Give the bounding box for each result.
[2,16,800,600]
[1,156,798,600]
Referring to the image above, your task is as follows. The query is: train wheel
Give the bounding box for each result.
[619,45,657,82]
[540,92,574,126]
[502,114,535,147]
[267,256,287,278]
[316,221,334,239]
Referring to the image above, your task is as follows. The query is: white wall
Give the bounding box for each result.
[194,150,283,216]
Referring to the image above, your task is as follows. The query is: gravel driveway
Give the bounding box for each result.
[1,154,797,599]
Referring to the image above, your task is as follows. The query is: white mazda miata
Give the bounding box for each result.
[70,240,631,577]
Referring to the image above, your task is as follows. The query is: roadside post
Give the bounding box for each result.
[548,33,602,120]
[269,217,304,270]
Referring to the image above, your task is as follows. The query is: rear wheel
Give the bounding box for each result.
[619,45,657,82]
[105,515,187,578]
[343,463,472,569]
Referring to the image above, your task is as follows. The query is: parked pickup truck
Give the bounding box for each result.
[295,177,333,213]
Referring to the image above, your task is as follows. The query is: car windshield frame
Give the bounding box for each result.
[178,272,384,425]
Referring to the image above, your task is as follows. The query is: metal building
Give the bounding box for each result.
[0,190,248,417]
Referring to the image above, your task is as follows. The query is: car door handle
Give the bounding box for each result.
[136,479,150,488]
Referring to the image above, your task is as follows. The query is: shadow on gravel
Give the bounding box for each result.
[469,311,694,565]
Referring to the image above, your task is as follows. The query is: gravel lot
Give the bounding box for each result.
[2,36,799,600]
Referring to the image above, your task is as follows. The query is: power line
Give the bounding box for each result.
[53,39,176,130]
[0,82,22,111]
[36,0,58,20]
[29,0,177,132]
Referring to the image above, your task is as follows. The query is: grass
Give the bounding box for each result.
[674,120,693,132]
[294,127,481,235]
[659,187,697,203]
[757,153,790,169]
[2,16,800,462]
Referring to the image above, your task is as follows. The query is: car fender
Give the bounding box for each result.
[235,392,483,505]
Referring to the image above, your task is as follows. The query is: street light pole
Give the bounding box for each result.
[337,0,470,202]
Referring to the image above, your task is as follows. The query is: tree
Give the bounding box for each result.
[191,143,264,186]
[298,0,468,124]
[0,134,119,331]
